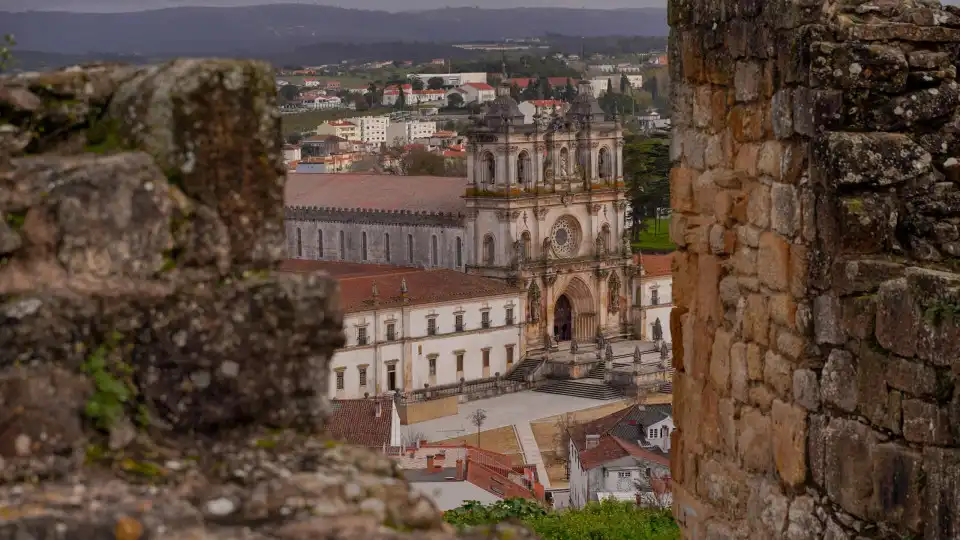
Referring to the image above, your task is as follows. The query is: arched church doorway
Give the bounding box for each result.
[554,295,573,341]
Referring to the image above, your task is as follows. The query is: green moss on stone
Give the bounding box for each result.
[81,331,137,431]
[120,457,167,478]
[5,210,26,231]
[84,117,127,154]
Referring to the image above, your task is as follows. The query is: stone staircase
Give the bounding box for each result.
[505,358,544,383]
[586,362,606,379]
[535,378,625,401]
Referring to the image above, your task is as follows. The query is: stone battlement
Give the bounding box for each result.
[670,0,960,538]
[0,60,533,539]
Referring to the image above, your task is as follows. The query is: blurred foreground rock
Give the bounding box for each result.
[0,60,536,540]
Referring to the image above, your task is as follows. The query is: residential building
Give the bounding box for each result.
[315,120,359,140]
[567,404,673,509]
[402,445,544,510]
[458,82,496,104]
[633,253,673,344]
[303,78,321,87]
[589,76,616,97]
[636,109,672,133]
[300,134,351,157]
[327,397,401,448]
[282,144,301,163]
[407,72,487,87]
[625,75,644,89]
[293,153,358,173]
[517,100,569,124]
[326,80,341,90]
[595,64,616,73]
[650,55,669,66]
[386,120,437,146]
[345,115,391,145]
[277,261,524,399]
[384,87,448,106]
[382,84,413,106]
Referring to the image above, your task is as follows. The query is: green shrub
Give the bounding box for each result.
[444,498,680,540]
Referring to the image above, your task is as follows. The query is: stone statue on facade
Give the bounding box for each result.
[621,230,632,256]
[595,233,606,257]
[605,343,614,362]
[570,338,579,355]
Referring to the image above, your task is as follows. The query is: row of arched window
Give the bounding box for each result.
[295,227,463,268]
[479,146,614,186]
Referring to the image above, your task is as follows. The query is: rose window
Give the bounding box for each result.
[550,216,582,258]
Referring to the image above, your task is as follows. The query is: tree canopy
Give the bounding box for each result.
[622,134,671,240]
[427,76,445,90]
[444,499,679,540]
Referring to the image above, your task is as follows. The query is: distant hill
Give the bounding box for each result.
[0,5,669,56]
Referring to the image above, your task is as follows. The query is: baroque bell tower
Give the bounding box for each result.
[463,79,634,349]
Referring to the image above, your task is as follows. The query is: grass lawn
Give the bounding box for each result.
[632,216,675,253]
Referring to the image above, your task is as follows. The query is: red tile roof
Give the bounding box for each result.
[569,405,635,453]
[640,253,673,278]
[327,398,394,447]
[276,260,519,313]
[579,435,670,470]
[528,100,565,107]
[284,173,468,214]
[462,82,494,90]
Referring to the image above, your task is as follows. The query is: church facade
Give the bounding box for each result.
[463,81,633,346]
[284,81,636,352]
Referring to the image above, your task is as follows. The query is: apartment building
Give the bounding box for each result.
[315,120,359,140]
[386,120,437,146]
[346,115,391,145]
[407,72,487,87]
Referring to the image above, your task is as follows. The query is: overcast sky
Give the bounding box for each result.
[2,0,668,11]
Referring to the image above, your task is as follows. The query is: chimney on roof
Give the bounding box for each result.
[400,278,409,302]
[586,434,600,450]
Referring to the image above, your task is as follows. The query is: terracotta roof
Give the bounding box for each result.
[578,434,670,470]
[569,405,636,453]
[276,260,519,313]
[640,253,673,278]
[284,173,468,213]
[327,398,393,447]
[463,82,494,90]
[329,121,356,127]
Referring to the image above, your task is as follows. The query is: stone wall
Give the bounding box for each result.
[670,0,960,538]
[0,60,532,539]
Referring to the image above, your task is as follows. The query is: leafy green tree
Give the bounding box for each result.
[537,76,553,100]
[278,84,301,103]
[563,78,577,101]
[412,77,425,91]
[643,76,659,101]
[510,83,522,101]
[365,82,380,108]
[395,86,407,110]
[620,73,630,94]
[623,135,671,240]
[447,92,465,109]
[606,78,613,95]
[427,76,445,90]
[444,499,679,540]
[403,147,446,176]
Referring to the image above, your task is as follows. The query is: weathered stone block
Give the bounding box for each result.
[731,104,765,142]
[886,356,938,399]
[875,277,920,358]
[844,22,960,43]
[812,132,932,188]
[813,294,845,345]
[841,294,876,340]
[0,365,91,482]
[744,294,771,346]
[923,447,960,539]
[810,41,908,92]
[764,350,793,399]
[737,406,773,474]
[808,413,827,488]
[903,398,954,445]
[824,417,882,519]
[769,293,797,329]
[747,478,789,538]
[734,61,762,102]
[730,341,748,402]
[832,259,905,295]
[746,342,763,381]
[908,267,960,367]
[771,183,800,237]
[872,443,924,533]
[696,458,750,520]
[837,194,897,253]
[107,59,286,268]
[792,88,844,136]
[786,496,823,540]
[671,167,697,214]
[771,89,794,139]
[758,232,790,291]
[772,399,807,487]
[776,329,806,361]
[870,80,960,131]
[793,368,820,411]
[710,328,733,394]
[822,349,858,412]
[700,383,721,450]
[858,344,902,434]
